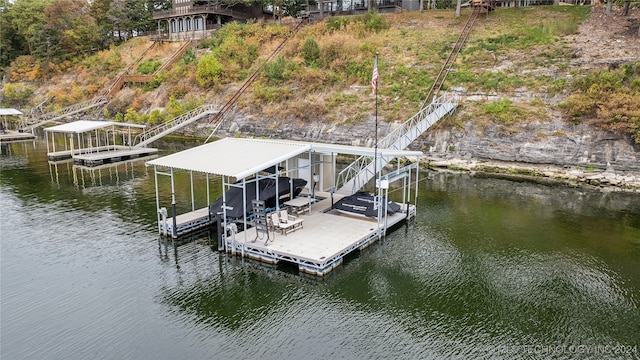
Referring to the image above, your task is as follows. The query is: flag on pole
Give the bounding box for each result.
[371,56,378,96]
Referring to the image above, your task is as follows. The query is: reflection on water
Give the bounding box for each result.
[1,139,639,359]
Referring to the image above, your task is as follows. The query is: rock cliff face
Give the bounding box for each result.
[181,107,640,191]
[189,106,638,173]
[416,119,640,172]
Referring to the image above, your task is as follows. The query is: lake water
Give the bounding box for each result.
[1,139,639,359]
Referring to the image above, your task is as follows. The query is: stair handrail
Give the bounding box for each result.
[22,95,108,131]
[335,93,459,192]
[133,104,218,146]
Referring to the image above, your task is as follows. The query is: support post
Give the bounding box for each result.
[171,168,177,238]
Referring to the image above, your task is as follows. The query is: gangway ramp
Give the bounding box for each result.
[336,93,459,195]
[134,104,219,147]
[22,96,108,132]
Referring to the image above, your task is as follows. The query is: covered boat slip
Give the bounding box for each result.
[146,137,421,275]
[45,120,157,165]
[0,108,35,142]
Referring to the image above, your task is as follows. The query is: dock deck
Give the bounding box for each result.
[48,145,158,165]
[0,130,36,143]
[72,146,158,166]
[228,194,414,276]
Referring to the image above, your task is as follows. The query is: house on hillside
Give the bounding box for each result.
[152,0,265,41]
[152,0,413,41]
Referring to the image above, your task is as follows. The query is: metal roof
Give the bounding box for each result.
[45,120,145,133]
[146,137,422,179]
[0,108,23,116]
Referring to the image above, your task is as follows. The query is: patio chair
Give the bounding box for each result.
[275,209,304,235]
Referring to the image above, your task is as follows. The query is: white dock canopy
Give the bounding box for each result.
[44,120,148,159]
[45,120,145,133]
[146,137,423,241]
[0,108,23,116]
[146,137,422,179]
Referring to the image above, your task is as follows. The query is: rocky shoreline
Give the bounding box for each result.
[426,158,640,192]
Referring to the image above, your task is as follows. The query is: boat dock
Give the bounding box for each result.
[0,130,36,143]
[147,137,421,276]
[228,192,415,276]
[45,120,158,166]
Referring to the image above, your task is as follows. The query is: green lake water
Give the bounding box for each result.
[1,138,639,359]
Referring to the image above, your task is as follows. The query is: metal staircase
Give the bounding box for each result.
[22,96,108,132]
[133,104,219,147]
[335,93,459,195]
[335,8,480,195]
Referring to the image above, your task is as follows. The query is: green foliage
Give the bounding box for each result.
[124,107,140,124]
[562,65,640,142]
[345,60,370,84]
[1,82,34,106]
[326,17,351,32]
[360,11,389,32]
[196,53,223,88]
[253,83,293,103]
[147,109,167,126]
[263,56,293,84]
[182,49,196,65]
[137,59,161,75]
[166,96,184,119]
[144,72,166,91]
[301,37,321,66]
[482,98,522,125]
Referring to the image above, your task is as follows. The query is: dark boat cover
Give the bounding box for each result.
[333,191,401,218]
[210,177,307,220]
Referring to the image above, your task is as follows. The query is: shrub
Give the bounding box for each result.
[482,98,523,125]
[137,59,161,74]
[196,54,223,88]
[2,83,34,107]
[301,37,321,66]
[263,56,290,84]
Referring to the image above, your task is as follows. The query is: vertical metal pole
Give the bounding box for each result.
[414,156,419,215]
[222,176,230,253]
[171,168,177,238]
[190,171,195,212]
[241,178,247,257]
[206,173,210,206]
[154,165,161,234]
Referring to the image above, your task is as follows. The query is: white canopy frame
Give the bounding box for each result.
[45,120,145,156]
[146,138,422,251]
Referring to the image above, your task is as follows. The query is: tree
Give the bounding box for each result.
[455,0,461,18]
[44,0,102,60]
[90,0,116,47]
[7,0,50,56]
[0,0,25,69]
